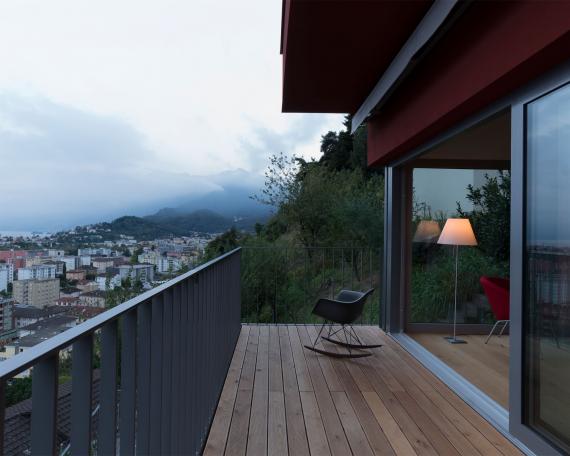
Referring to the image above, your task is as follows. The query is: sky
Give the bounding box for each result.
[0,0,344,231]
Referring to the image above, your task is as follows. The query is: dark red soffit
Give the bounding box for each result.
[281,0,432,114]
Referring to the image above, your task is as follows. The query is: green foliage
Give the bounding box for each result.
[213,116,384,323]
[411,247,509,323]
[5,377,32,407]
[457,171,511,262]
[203,227,246,261]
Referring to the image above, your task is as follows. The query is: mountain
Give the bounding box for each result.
[144,209,233,233]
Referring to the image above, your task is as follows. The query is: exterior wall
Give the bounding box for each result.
[17,264,56,281]
[0,265,9,292]
[13,279,60,308]
[66,269,86,281]
[368,1,570,166]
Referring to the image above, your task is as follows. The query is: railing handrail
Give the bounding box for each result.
[0,248,242,380]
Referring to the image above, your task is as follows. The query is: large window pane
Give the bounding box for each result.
[410,168,509,324]
[526,83,570,453]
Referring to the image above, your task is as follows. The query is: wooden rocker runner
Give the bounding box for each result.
[304,288,382,358]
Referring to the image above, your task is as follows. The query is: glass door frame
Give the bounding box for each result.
[381,60,570,456]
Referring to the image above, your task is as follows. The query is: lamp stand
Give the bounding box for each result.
[445,244,467,344]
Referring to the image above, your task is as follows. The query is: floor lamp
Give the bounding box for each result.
[437,218,477,344]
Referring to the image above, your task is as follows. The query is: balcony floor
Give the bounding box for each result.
[204,325,521,456]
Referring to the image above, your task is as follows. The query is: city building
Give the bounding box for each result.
[55,297,80,307]
[79,255,91,267]
[47,249,65,258]
[78,247,112,257]
[12,305,68,329]
[17,264,56,281]
[92,257,116,273]
[95,273,121,291]
[78,290,107,308]
[0,297,14,332]
[65,269,86,281]
[12,278,60,308]
[0,264,9,293]
[75,280,98,293]
[118,264,155,284]
[2,315,77,377]
[42,260,65,277]
[60,256,79,271]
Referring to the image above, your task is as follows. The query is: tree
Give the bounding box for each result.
[457,171,511,262]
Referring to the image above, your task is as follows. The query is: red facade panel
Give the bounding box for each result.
[368,1,570,167]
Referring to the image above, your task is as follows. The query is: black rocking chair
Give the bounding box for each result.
[304,288,381,358]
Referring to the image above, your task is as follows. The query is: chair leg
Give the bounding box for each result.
[498,320,509,337]
[485,320,501,344]
[312,322,327,349]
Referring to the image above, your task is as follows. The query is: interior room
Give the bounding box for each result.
[404,110,512,409]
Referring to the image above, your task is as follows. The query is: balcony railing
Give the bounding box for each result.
[0,248,241,456]
[241,246,382,324]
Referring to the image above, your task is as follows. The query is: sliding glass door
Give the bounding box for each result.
[525,83,570,453]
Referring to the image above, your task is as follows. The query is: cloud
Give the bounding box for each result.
[238,114,338,172]
[0,93,244,230]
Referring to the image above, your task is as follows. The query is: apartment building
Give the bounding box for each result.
[13,278,60,308]
[118,264,154,284]
[0,264,9,293]
[17,264,56,281]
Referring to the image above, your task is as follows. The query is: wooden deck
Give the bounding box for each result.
[409,333,509,409]
[204,325,522,456]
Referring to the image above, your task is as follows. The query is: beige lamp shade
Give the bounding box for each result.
[413,220,441,243]
[437,218,478,246]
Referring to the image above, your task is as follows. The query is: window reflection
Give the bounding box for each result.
[526,83,570,452]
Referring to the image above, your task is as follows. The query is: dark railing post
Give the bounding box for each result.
[160,288,173,455]
[120,309,137,455]
[136,300,152,455]
[31,353,59,456]
[71,335,93,455]
[100,320,118,455]
[149,294,164,453]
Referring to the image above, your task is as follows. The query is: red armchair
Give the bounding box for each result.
[480,276,510,344]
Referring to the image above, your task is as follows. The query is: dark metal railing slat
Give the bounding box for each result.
[71,334,93,455]
[160,288,173,455]
[99,319,118,455]
[120,309,137,455]
[31,353,59,456]
[136,300,152,454]
[149,294,164,453]
[170,284,182,454]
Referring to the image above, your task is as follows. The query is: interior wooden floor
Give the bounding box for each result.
[204,325,520,456]
[409,333,509,409]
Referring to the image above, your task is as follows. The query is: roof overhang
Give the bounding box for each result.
[281,0,432,114]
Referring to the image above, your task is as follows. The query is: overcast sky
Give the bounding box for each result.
[0,0,344,231]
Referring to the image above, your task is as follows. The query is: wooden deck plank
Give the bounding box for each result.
[288,325,313,392]
[362,391,418,456]
[268,392,288,456]
[204,326,250,456]
[374,337,499,455]
[278,326,311,456]
[364,327,521,456]
[207,326,522,456]
[267,326,288,456]
[247,325,269,455]
[296,326,352,456]
[332,391,375,456]
[360,329,482,456]
[300,391,332,456]
[308,326,395,456]
[225,326,259,456]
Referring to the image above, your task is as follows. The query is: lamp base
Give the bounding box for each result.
[444,336,467,344]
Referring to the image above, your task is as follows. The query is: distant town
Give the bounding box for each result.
[0,228,219,376]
